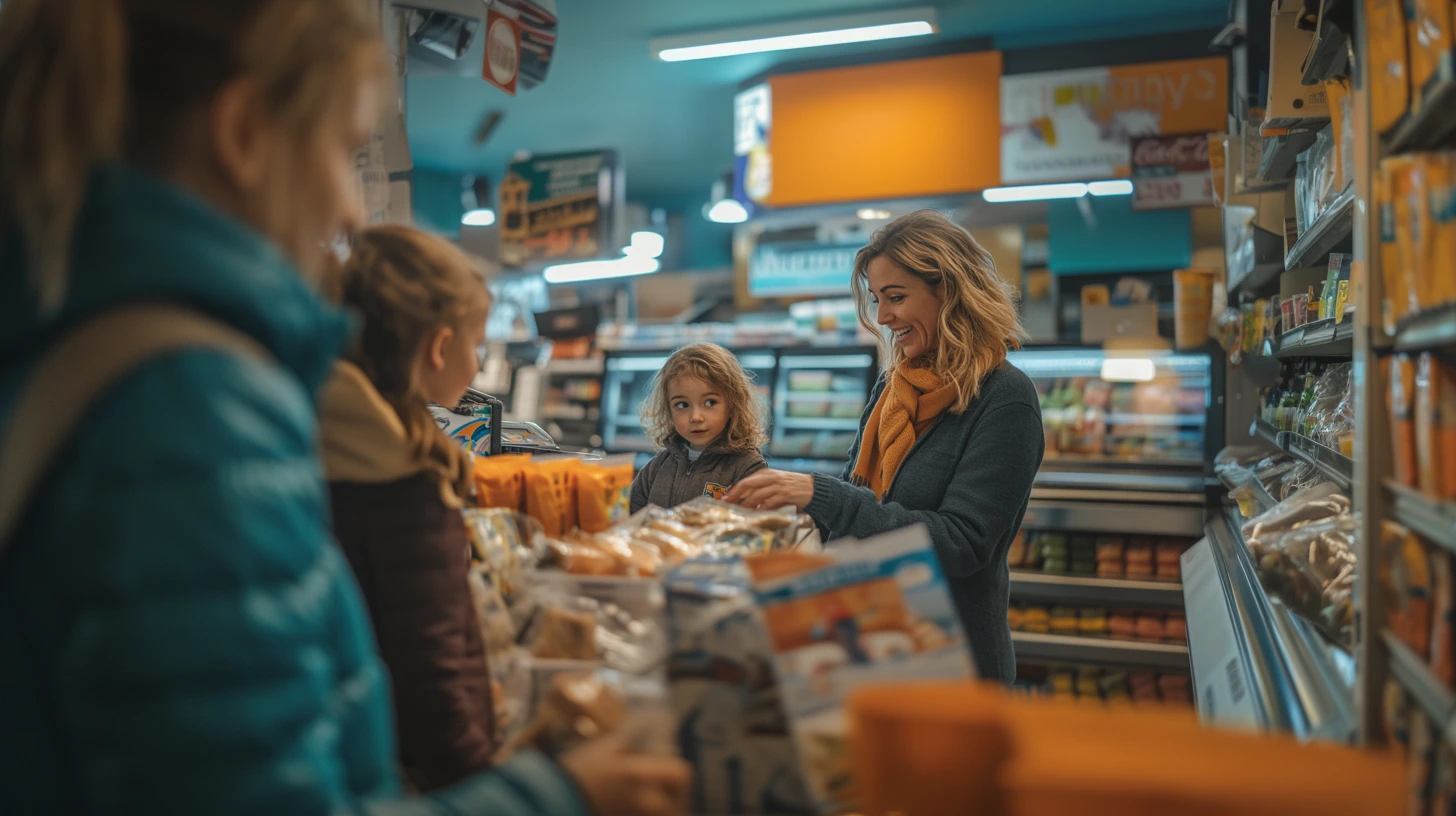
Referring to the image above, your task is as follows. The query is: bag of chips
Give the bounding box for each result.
[576,456,635,533]
[473,453,532,510]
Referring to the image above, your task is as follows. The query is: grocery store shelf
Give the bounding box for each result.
[1011,631,1188,671]
[1387,52,1456,153]
[783,391,867,403]
[1395,302,1456,353]
[1387,480,1456,556]
[1300,0,1350,86]
[1022,498,1205,537]
[1257,131,1318,184]
[543,358,605,376]
[1274,317,1354,359]
[1227,227,1286,297]
[1009,571,1184,610]
[1283,184,1355,270]
[1383,630,1456,750]
[1032,468,1208,494]
[777,417,861,431]
[1250,419,1353,492]
[1182,511,1357,741]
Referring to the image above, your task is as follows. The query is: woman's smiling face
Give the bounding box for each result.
[867,255,943,361]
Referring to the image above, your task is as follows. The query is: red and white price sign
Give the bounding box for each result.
[483,9,521,96]
[1130,133,1214,210]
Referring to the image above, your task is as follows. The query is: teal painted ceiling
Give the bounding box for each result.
[405,0,1227,205]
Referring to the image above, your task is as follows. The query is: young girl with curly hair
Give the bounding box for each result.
[629,343,768,512]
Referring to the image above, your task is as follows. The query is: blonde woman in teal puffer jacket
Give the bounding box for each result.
[0,3,688,815]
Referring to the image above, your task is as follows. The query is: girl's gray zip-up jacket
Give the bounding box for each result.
[629,437,767,512]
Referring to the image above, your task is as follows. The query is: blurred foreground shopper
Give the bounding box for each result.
[318,226,498,792]
[0,2,687,815]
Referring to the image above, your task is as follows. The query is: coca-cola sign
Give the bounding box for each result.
[1131,132,1214,210]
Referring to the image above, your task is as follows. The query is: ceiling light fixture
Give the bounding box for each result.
[706,198,749,224]
[1088,180,1134,196]
[542,256,660,285]
[982,183,1089,203]
[1100,358,1157,383]
[857,208,893,220]
[461,207,496,226]
[652,7,938,62]
[623,231,665,259]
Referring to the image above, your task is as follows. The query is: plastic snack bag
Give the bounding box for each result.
[499,670,629,760]
[461,508,538,601]
[525,458,581,536]
[744,524,974,814]
[576,457,635,533]
[472,453,532,510]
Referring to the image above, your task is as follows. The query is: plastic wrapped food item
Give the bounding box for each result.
[745,524,974,814]
[1305,363,1352,448]
[472,453,532,510]
[1108,610,1137,641]
[525,458,580,537]
[576,459,634,533]
[500,670,629,759]
[1254,513,1359,644]
[462,508,539,601]
[523,580,665,672]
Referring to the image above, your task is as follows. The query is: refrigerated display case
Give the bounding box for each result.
[1002,347,1221,678]
[769,348,877,472]
[599,348,777,455]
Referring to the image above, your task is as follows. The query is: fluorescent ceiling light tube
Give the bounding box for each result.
[624,231,665,259]
[652,7,937,62]
[461,208,496,226]
[1100,358,1157,383]
[982,183,1088,203]
[542,256,660,285]
[1088,180,1134,196]
[706,199,749,224]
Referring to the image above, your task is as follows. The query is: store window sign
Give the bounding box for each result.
[1130,133,1214,211]
[498,150,617,268]
[1001,57,1227,185]
[734,84,772,204]
[749,242,860,298]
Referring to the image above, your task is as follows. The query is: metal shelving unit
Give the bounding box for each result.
[1382,630,1456,751]
[1386,480,1456,557]
[1284,184,1356,270]
[1011,631,1189,672]
[1009,571,1184,610]
[1180,510,1357,741]
[1274,318,1355,358]
[1022,496,1206,538]
[1394,302,1456,353]
[1251,418,1354,492]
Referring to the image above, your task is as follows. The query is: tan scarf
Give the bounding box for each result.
[852,362,959,499]
[318,361,473,508]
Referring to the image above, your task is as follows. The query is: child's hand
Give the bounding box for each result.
[559,734,691,816]
[724,469,814,511]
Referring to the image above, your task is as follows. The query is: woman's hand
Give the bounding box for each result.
[724,469,815,511]
[559,734,691,816]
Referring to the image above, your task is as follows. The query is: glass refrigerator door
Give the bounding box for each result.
[601,352,668,453]
[1005,348,1214,466]
[771,350,876,465]
[600,350,778,455]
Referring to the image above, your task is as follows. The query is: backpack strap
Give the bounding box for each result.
[0,303,272,555]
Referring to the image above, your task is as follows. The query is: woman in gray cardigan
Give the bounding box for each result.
[725,210,1044,685]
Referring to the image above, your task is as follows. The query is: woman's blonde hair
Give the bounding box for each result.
[640,343,768,453]
[322,225,492,473]
[0,0,389,312]
[852,210,1028,412]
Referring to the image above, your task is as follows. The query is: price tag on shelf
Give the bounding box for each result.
[1131,132,1215,210]
[1182,539,1262,731]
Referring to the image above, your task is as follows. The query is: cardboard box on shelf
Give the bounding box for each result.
[1264,3,1331,132]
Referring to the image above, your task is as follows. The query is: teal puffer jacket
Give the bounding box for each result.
[0,167,586,816]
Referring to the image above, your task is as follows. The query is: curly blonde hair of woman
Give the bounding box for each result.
[639,343,768,453]
[852,210,1028,413]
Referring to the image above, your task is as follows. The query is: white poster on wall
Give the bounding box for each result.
[1000,59,1227,185]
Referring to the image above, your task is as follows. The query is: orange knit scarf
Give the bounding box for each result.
[852,363,959,499]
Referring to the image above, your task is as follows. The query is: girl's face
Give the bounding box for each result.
[419,311,488,408]
[866,255,943,361]
[669,375,727,448]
